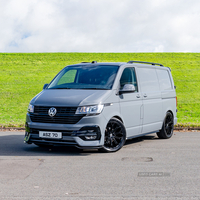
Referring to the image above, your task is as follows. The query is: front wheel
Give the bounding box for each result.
[157,112,174,139]
[100,118,126,152]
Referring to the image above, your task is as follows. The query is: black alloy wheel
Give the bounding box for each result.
[100,118,126,152]
[157,111,174,139]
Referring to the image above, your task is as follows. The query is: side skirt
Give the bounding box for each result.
[126,130,159,140]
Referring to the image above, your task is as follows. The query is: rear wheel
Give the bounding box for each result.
[157,112,174,139]
[100,118,126,152]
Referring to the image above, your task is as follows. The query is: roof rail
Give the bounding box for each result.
[127,60,163,66]
[81,61,97,64]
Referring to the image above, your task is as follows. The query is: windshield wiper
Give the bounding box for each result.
[49,88,108,90]
[79,88,108,90]
[49,88,71,89]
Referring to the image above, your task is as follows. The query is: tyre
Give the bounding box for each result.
[100,118,126,152]
[157,112,174,139]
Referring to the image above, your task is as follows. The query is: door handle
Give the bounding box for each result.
[136,95,140,98]
[143,94,147,98]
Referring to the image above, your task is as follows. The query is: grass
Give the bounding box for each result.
[0,53,200,128]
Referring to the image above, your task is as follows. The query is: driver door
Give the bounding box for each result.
[119,67,143,138]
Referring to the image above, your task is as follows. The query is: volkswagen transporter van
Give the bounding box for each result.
[24,61,177,152]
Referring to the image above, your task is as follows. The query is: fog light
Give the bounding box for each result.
[77,126,101,141]
[85,134,97,140]
[85,130,97,140]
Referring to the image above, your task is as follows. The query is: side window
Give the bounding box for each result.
[57,70,77,85]
[156,69,172,90]
[120,68,138,92]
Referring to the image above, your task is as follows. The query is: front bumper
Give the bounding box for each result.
[24,125,103,149]
[24,112,107,149]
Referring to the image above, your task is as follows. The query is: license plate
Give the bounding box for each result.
[39,131,62,139]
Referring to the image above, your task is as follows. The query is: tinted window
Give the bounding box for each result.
[120,67,138,92]
[48,65,119,90]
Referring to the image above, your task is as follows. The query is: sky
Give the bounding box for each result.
[0,0,200,53]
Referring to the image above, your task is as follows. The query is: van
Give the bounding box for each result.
[24,61,177,152]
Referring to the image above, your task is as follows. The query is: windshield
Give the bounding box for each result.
[48,65,119,90]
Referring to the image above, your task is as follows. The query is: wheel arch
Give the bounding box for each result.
[112,115,124,124]
[166,110,174,118]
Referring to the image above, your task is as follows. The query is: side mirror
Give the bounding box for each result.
[43,84,49,90]
[119,84,135,95]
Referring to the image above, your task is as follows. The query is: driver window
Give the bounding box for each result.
[120,68,138,92]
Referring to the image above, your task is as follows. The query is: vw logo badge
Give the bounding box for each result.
[48,107,57,117]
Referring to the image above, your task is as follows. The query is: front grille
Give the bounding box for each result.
[34,106,77,114]
[30,106,85,124]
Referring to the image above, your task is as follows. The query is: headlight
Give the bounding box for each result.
[75,105,104,115]
[28,104,34,113]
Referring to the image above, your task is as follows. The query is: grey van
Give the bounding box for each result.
[24,61,177,152]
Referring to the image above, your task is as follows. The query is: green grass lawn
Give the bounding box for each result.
[0,53,200,127]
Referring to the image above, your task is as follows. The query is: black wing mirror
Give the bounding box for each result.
[43,84,49,90]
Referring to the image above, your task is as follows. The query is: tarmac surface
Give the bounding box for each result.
[0,130,200,199]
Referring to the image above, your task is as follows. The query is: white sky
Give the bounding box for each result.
[0,0,200,52]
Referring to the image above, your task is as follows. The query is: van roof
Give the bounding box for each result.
[68,61,170,70]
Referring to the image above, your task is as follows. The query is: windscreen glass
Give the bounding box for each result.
[48,65,119,90]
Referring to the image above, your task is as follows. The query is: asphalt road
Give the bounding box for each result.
[0,131,200,200]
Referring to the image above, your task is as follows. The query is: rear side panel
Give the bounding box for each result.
[156,68,177,125]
